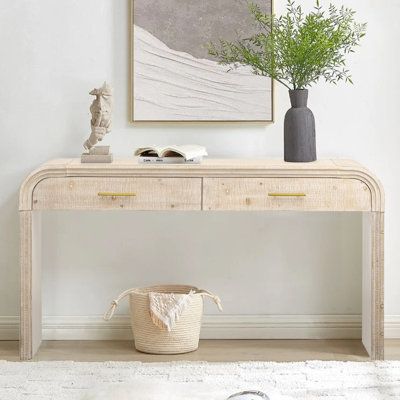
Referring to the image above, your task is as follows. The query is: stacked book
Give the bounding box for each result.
[134,145,207,164]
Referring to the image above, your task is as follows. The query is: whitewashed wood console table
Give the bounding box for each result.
[19,159,384,360]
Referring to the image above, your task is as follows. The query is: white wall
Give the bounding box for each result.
[0,0,399,336]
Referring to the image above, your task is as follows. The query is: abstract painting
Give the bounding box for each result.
[131,0,273,122]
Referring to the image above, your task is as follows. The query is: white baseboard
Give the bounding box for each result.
[2,315,399,340]
[0,314,362,340]
[202,314,363,339]
[0,317,19,340]
[384,315,400,339]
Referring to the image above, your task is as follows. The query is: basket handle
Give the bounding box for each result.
[103,288,137,321]
[197,289,223,311]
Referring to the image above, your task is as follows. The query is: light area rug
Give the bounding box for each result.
[1,361,400,400]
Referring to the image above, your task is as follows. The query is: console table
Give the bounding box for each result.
[19,159,384,360]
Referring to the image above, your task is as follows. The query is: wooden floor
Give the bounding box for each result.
[1,340,400,362]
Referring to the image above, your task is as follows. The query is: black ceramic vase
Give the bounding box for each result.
[284,89,316,162]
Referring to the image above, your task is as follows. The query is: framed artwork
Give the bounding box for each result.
[130,0,273,122]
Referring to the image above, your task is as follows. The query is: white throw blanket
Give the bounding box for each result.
[149,290,195,331]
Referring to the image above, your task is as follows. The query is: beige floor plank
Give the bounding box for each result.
[3,339,396,362]
[383,339,400,360]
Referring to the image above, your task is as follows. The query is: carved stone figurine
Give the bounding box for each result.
[81,82,113,163]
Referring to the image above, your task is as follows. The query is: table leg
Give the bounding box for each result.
[20,211,42,360]
[362,212,384,360]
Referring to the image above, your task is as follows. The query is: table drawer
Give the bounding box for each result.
[33,177,202,210]
[203,177,371,211]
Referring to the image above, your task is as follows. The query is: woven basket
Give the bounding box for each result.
[104,285,222,354]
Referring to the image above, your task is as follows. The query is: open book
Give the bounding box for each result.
[134,145,207,164]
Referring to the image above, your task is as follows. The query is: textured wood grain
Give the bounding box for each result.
[20,211,32,360]
[19,159,384,211]
[203,177,371,212]
[20,211,42,360]
[362,212,385,360]
[32,177,202,210]
[372,212,385,360]
[18,158,385,361]
[362,213,372,356]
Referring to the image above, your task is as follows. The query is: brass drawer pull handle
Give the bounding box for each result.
[98,192,136,197]
[268,193,306,197]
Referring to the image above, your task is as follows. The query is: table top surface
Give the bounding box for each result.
[20,158,383,212]
[37,158,367,171]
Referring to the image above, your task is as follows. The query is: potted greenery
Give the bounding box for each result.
[208,0,366,162]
